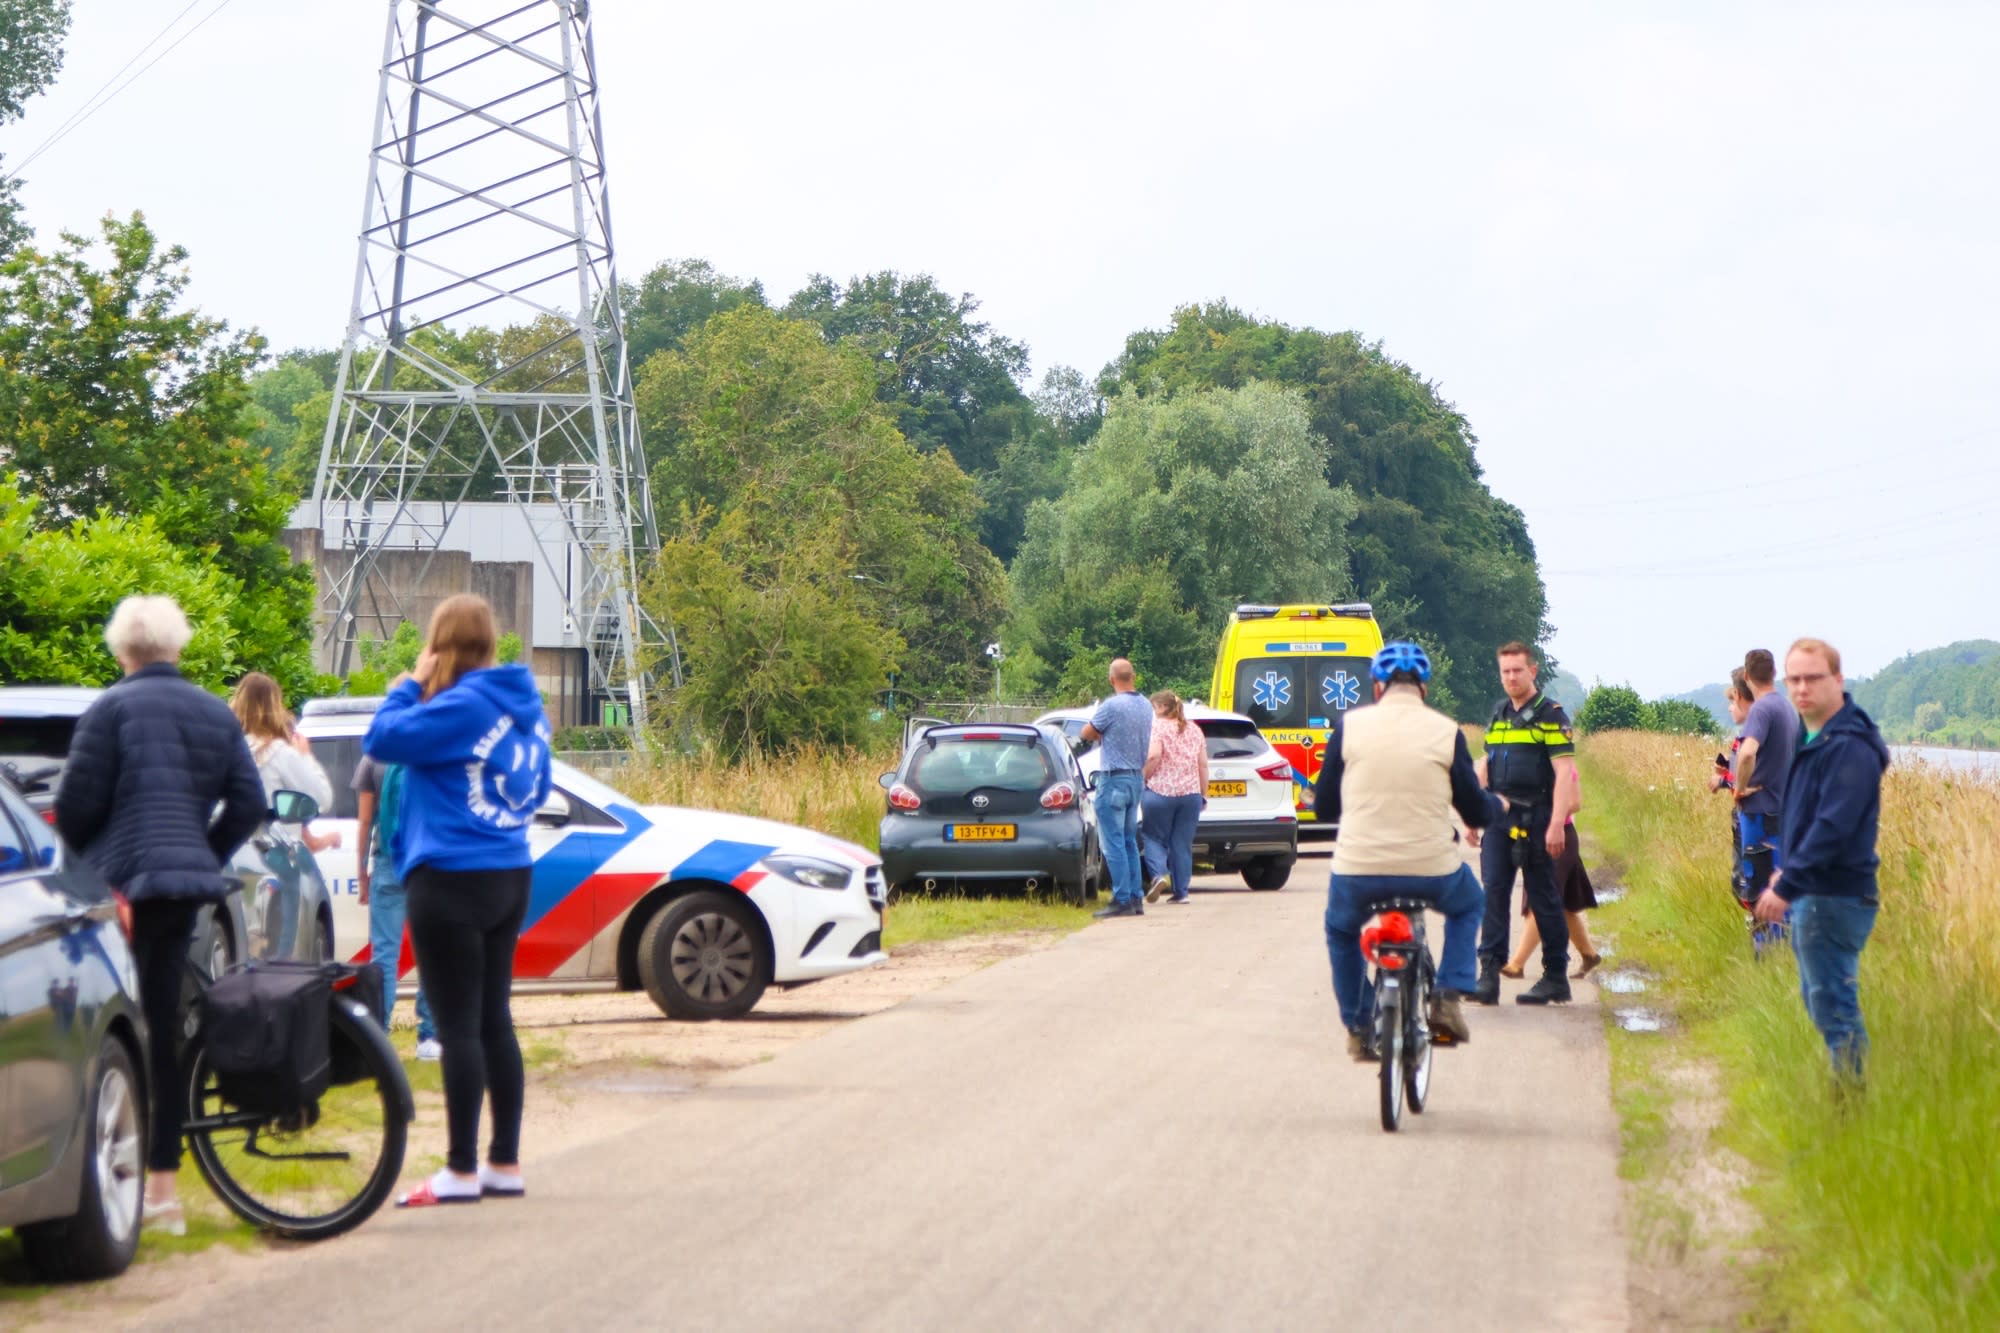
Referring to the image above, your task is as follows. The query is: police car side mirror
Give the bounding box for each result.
[534,791,572,827]
[270,789,320,824]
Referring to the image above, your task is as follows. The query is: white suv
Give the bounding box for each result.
[1033,704,1298,890]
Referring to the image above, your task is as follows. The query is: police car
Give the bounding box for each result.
[297,698,887,1020]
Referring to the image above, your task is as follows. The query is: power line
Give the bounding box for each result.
[9,0,234,181]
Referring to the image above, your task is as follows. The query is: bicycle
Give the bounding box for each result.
[1359,898,1443,1133]
[176,956,415,1240]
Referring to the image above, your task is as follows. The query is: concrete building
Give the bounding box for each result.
[285,501,617,728]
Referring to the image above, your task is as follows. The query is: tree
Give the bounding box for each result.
[1914,700,1946,736]
[1648,697,1720,737]
[644,509,900,755]
[1099,302,1550,716]
[782,271,1032,477]
[0,215,316,689]
[0,475,244,689]
[1009,382,1357,694]
[621,258,766,370]
[0,0,71,255]
[636,305,1006,699]
[1577,684,1654,733]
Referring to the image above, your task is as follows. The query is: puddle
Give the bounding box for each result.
[1614,1007,1668,1033]
[1595,969,1650,994]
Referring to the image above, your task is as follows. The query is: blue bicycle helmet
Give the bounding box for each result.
[1370,640,1433,684]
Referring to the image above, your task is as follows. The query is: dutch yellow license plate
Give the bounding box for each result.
[947,823,1016,841]
[1207,781,1248,798]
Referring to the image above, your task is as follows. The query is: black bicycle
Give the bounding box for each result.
[1360,898,1441,1132]
[178,956,414,1240]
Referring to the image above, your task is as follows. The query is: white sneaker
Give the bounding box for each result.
[142,1198,186,1237]
[415,1038,443,1062]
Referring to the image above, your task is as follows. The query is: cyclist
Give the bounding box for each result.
[1315,642,1491,1059]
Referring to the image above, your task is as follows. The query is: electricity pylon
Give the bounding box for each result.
[309,0,658,726]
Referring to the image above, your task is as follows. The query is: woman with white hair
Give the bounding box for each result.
[55,595,268,1236]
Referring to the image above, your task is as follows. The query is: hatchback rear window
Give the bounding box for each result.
[909,739,1056,794]
[1196,719,1271,759]
[306,736,364,820]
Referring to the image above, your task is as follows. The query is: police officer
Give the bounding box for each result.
[1474,641,1578,1005]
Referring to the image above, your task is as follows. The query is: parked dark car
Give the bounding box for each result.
[0,771,148,1280]
[878,723,1103,904]
[0,686,334,972]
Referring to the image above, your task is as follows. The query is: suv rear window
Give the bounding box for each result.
[0,716,77,763]
[909,738,1056,794]
[1195,719,1271,759]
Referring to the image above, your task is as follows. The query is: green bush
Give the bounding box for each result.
[1648,697,1721,737]
[1577,683,1653,733]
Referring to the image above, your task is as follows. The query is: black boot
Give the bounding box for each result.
[1515,971,1573,1005]
[1471,962,1501,1006]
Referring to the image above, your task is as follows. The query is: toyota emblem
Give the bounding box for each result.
[971,794,990,809]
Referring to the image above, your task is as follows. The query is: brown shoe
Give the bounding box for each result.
[1571,952,1604,980]
[1429,992,1473,1044]
[1499,963,1525,980]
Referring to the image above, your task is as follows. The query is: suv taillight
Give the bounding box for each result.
[1040,781,1076,810]
[41,808,56,825]
[1256,759,1293,782]
[888,783,921,811]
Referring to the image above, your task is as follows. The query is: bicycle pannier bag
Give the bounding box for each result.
[200,961,332,1114]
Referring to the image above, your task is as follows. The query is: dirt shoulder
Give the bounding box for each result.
[5,930,1069,1329]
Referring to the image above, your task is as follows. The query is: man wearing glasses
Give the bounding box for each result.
[1753,638,1890,1084]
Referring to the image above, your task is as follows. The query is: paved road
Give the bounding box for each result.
[141,864,1630,1331]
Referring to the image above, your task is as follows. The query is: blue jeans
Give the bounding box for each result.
[368,875,436,1042]
[1140,790,1202,900]
[1790,895,1876,1077]
[1096,771,1145,907]
[1325,866,1484,1033]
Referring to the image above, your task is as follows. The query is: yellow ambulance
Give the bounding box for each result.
[1205,603,1385,829]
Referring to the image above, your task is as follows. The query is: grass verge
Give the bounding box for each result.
[1584,733,2000,1331]
[607,745,893,852]
[884,895,1095,949]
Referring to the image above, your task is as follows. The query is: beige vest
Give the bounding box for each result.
[1330,689,1466,878]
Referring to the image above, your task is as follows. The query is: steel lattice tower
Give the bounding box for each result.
[310,0,657,725]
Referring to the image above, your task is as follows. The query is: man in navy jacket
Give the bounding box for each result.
[1754,637,1890,1080]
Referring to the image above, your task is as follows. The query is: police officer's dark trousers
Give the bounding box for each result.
[1477,792,1569,976]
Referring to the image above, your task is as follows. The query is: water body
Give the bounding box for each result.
[1894,745,2000,776]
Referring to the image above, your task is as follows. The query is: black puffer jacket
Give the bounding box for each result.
[55,663,268,903]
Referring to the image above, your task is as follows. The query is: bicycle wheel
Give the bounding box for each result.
[185,995,410,1240]
[1377,981,1404,1132]
[1406,973,1433,1114]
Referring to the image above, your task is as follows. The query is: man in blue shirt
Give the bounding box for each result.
[1735,648,1798,949]
[1083,658,1153,918]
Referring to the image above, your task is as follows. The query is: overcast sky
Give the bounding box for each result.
[10,1,1997,697]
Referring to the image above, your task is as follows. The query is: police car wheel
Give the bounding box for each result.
[638,891,772,1021]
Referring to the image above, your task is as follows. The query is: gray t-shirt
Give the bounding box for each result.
[1739,690,1799,817]
[1089,691,1154,773]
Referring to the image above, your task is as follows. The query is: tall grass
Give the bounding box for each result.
[605,744,893,851]
[1584,733,2000,1331]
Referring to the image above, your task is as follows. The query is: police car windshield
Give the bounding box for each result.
[1233,657,1374,730]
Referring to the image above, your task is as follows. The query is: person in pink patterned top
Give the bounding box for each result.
[1141,690,1209,905]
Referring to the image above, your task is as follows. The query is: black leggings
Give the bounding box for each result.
[405,865,531,1175]
[131,898,200,1172]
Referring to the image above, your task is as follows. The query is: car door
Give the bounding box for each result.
[0,788,81,1190]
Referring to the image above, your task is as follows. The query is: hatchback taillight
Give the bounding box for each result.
[1256,759,1293,782]
[1040,781,1077,810]
[887,783,921,811]
[111,890,133,941]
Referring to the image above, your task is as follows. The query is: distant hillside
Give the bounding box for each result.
[1673,682,1732,728]
[1851,639,2000,747]
[1545,667,1587,713]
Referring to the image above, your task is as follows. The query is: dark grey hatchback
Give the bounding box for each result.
[878,724,1103,904]
[0,772,147,1280]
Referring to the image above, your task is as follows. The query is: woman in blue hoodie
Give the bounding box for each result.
[364,594,552,1207]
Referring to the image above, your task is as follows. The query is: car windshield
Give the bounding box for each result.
[1196,719,1271,759]
[1233,656,1374,730]
[909,738,1056,794]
